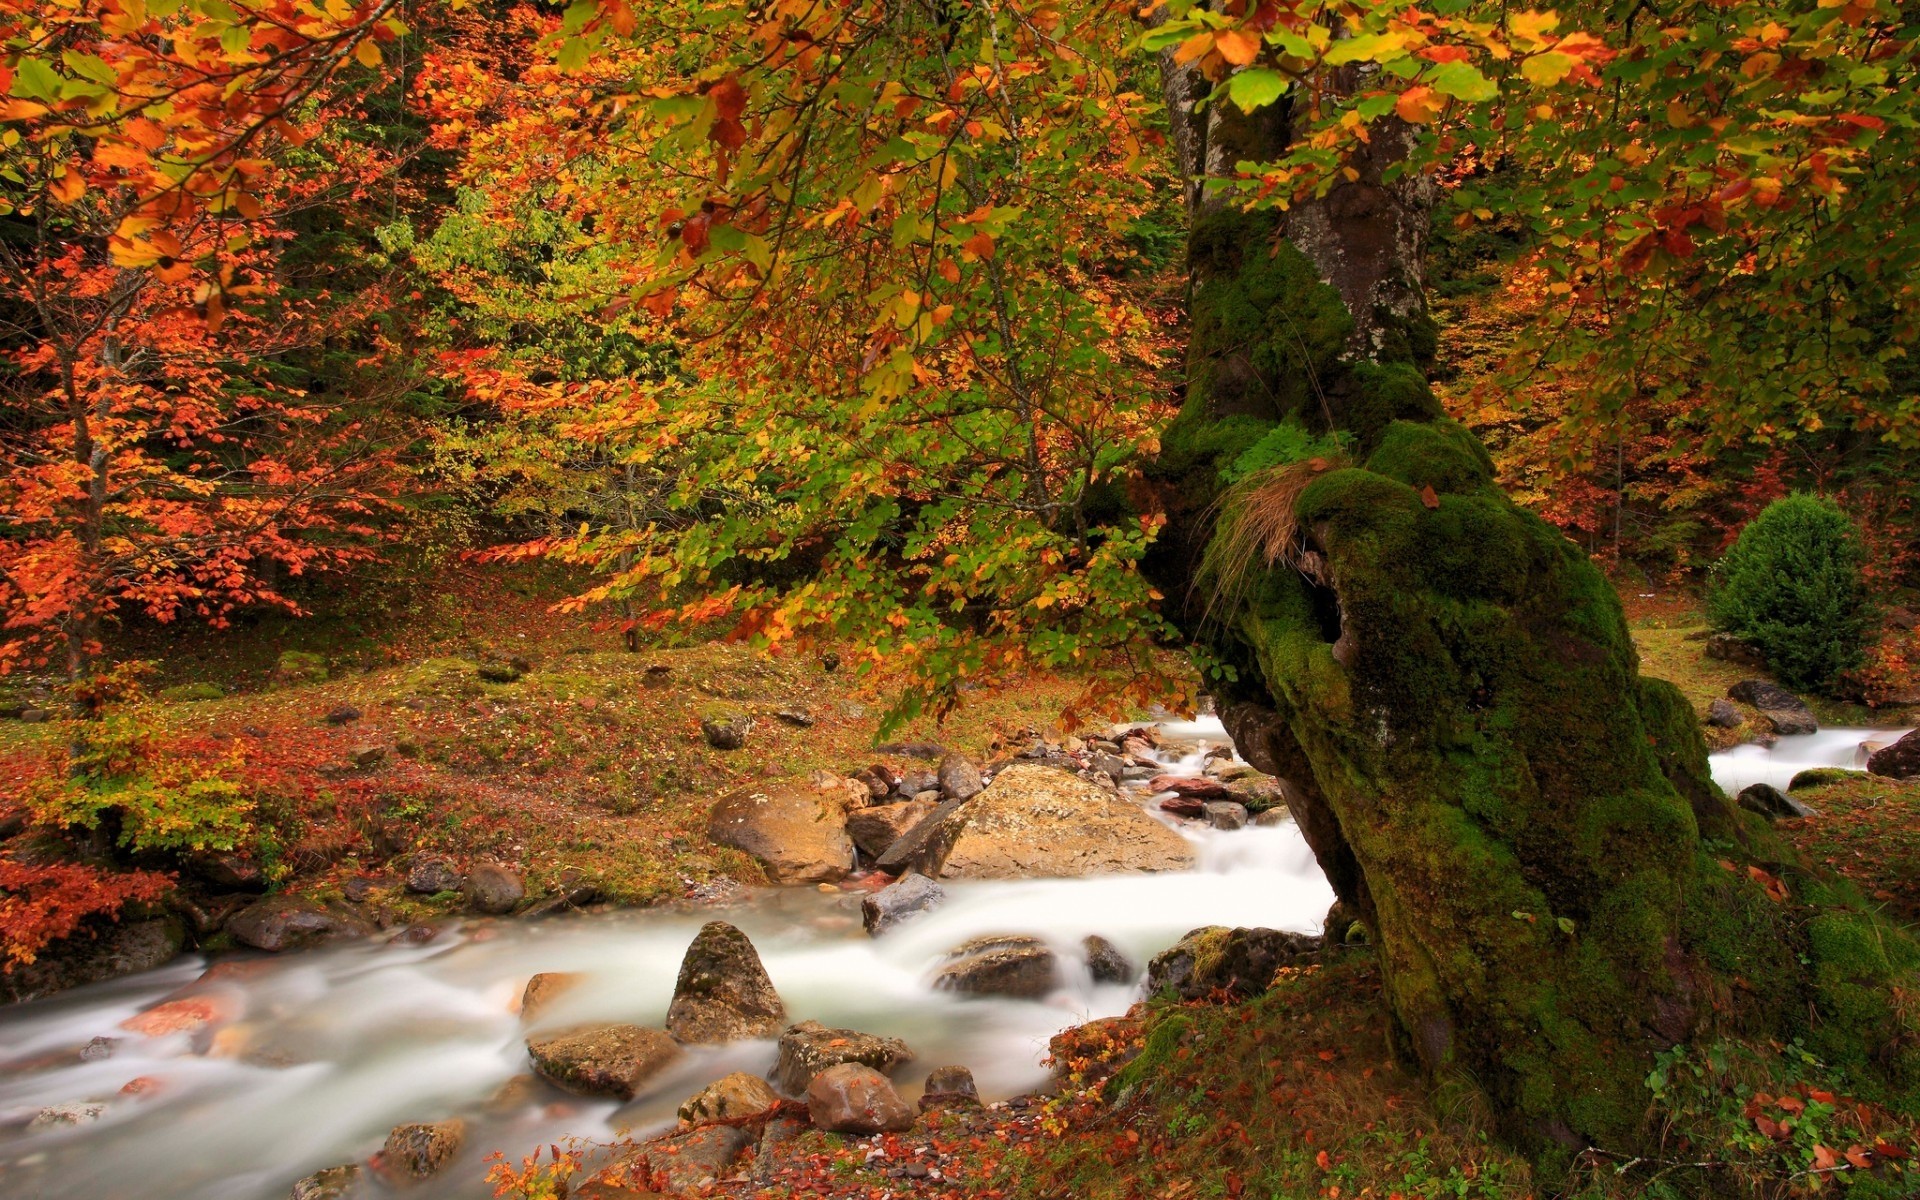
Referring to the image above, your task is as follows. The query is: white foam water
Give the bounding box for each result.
[1709,727,1910,795]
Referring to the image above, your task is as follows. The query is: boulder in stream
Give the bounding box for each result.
[774,1019,913,1095]
[806,1063,915,1134]
[861,872,944,936]
[931,764,1196,879]
[708,772,863,884]
[0,916,185,1005]
[1727,680,1818,737]
[1082,935,1136,984]
[519,971,583,1025]
[380,1118,466,1182]
[678,1071,781,1124]
[227,897,373,954]
[932,934,1059,999]
[1868,729,1920,780]
[290,1164,363,1200]
[664,921,787,1043]
[527,1024,684,1101]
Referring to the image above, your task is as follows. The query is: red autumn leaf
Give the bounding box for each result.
[1844,1146,1874,1169]
[710,76,748,121]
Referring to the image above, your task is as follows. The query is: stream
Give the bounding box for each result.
[0,721,1905,1199]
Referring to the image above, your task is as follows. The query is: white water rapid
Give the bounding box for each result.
[0,721,1901,1199]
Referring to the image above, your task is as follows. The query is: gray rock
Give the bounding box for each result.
[463,863,524,915]
[0,916,185,1005]
[1727,680,1818,736]
[406,856,463,894]
[1145,926,1321,1001]
[806,1063,915,1133]
[289,1164,363,1200]
[918,1065,980,1112]
[701,711,752,750]
[1203,800,1248,830]
[872,794,972,875]
[381,1119,465,1181]
[1091,752,1126,784]
[1705,698,1744,729]
[862,873,944,936]
[665,922,787,1044]
[936,753,985,801]
[1082,935,1135,984]
[1738,783,1816,821]
[774,1020,913,1095]
[228,898,373,953]
[847,797,938,859]
[527,1024,684,1101]
[1868,729,1920,780]
[897,770,939,797]
[1706,632,1768,669]
[933,935,1058,999]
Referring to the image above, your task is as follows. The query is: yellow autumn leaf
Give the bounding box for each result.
[355,38,382,69]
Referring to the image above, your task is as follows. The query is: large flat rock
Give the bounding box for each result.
[931,764,1195,879]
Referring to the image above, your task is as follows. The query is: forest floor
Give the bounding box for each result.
[4,566,1919,1198]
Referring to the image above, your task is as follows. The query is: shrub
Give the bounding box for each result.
[1708,494,1872,693]
[271,649,328,685]
[0,861,174,968]
[27,711,253,855]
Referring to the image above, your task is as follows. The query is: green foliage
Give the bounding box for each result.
[156,682,225,703]
[1708,494,1872,692]
[272,650,329,686]
[28,712,253,855]
[1223,425,1349,486]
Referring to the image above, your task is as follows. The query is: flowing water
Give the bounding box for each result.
[1709,727,1910,795]
[0,722,1902,1199]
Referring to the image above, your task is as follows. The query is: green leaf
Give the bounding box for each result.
[1520,52,1576,87]
[1431,61,1499,102]
[1226,68,1288,112]
[11,57,62,102]
[1325,32,1409,67]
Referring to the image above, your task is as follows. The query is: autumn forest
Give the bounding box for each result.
[2,1,1919,1198]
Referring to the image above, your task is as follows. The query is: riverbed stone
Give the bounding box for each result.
[520,971,584,1025]
[527,1025,685,1101]
[0,915,186,1005]
[1738,782,1816,821]
[29,1101,107,1129]
[463,863,524,914]
[930,764,1196,879]
[936,753,985,801]
[1145,926,1321,1001]
[918,1065,980,1111]
[806,1063,915,1134]
[1705,698,1745,729]
[228,897,374,953]
[861,872,944,936]
[665,921,786,1044]
[933,934,1059,999]
[708,772,863,884]
[872,795,972,875]
[1203,800,1248,830]
[1083,935,1135,984]
[1868,729,1920,780]
[290,1164,363,1200]
[405,856,462,894]
[846,797,938,859]
[774,1019,914,1095]
[677,1071,781,1124]
[1727,680,1818,737]
[381,1118,466,1182]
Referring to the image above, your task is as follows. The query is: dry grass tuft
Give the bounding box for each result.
[1199,453,1349,632]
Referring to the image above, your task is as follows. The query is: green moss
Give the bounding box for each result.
[1105,1012,1193,1100]
[1339,362,1444,453]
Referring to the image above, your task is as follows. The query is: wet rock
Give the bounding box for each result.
[1868,729,1920,780]
[228,897,373,954]
[936,753,984,801]
[1082,935,1135,984]
[677,1071,781,1124]
[1203,800,1249,830]
[846,797,938,860]
[665,921,787,1044]
[918,1065,980,1112]
[1252,807,1293,828]
[1705,698,1745,729]
[707,772,862,884]
[862,873,944,936]
[520,971,584,1025]
[701,710,752,750]
[1146,926,1321,1001]
[120,996,233,1038]
[1727,680,1818,737]
[527,1025,685,1101]
[29,1101,106,1129]
[290,1164,363,1200]
[933,935,1058,999]
[80,1036,116,1061]
[405,856,463,894]
[1706,633,1768,669]
[1148,775,1231,799]
[381,1118,466,1182]
[1738,782,1817,820]
[463,863,524,915]
[807,1063,915,1134]
[482,1074,552,1115]
[872,795,972,875]
[0,915,186,1005]
[190,850,265,891]
[774,1019,914,1095]
[933,765,1196,879]
[1158,796,1206,819]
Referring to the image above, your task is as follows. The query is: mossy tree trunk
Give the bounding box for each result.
[1147,80,1920,1161]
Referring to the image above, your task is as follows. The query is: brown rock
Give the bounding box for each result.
[665,922,786,1043]
[290,1164,363,1200]
[464,863,524,915]
[1868,729,1920,780]
[932,935,1058,999]
[677,1071,781,1124]
[520,971,584,1025]
[932,765,1196,879]
[1147,775,1231,798]
[527,1025,684,1101]
[846,797,938,859]
[381,1118,465,1182]
[708,772,863,884]
[774,1020,913,1095]
[227,897,373,953]
[918,1065,980,1111]
[806,1063,915,1134]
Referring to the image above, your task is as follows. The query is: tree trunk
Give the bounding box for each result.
[1148,83,1920,1160]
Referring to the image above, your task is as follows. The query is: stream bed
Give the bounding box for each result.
[0,721,1905,1199]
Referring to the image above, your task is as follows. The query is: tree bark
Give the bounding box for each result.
[1149,72,1920,1161]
